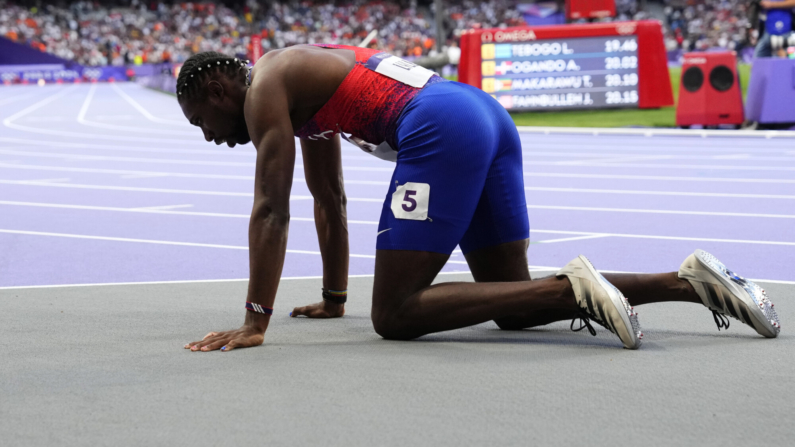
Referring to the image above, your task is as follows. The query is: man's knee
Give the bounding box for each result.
[371,307,415,340]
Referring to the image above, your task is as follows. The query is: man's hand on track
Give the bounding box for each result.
[184,326,265,352]
[291,301,345,318]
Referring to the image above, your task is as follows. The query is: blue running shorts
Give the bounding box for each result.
[376,81,529,255]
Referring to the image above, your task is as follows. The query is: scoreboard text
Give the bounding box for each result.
[480,36,639,110]
[458,22,674,111]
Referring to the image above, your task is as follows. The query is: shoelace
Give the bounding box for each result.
[712,310,730,331]
[570,315,597,336]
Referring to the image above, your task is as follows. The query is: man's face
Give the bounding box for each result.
[180,93,250,148]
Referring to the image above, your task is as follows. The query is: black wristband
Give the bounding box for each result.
[322,288,347,304]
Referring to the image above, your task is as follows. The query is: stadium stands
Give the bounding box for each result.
[0,0,529,66]
[662,0,754,52]
[0,0,757,67]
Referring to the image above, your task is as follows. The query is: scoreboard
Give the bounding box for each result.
[459,21,673,111]
[480,36,640,110]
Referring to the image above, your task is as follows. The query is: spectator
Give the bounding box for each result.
[662,0,752,52]
[754,0,795,57]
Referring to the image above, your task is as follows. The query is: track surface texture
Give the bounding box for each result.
[1,83,794,446]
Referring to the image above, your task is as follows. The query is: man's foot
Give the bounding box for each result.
[557,255,642,349]
[678,249,780,338]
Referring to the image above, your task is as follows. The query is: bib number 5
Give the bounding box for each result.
[391,182,430,220]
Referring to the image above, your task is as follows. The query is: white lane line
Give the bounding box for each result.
[4,270,794,291]
[0,270,486,291]
[516,125,795,139]
[525,172,795,185]
[0,179,254,196]
[78,84,195,136]
[120,173,172,179]
[14,147,780,173]
[521,140,795,155]
[0,150,393,171]
[532,234,609,244]
[1,85,195,144]
[0,278,255,290]
[25,177,70,183]
[713,154,751,160]
[111,83,190,126]
[0,228,377,259]
[0,92,34,107]
[75,83,95,124]
[0,136,254,157]
[527,160,795,172]
[530,229,795,247]
[18,145,773,173]
[0,180,384,201]
[2,162,794,187]
[0,138,374,162]
[2,200,794,247]
[552,155,674,165]
[3,85,77,129]
[524,186,795,200]
[30,175,778,204]
[524,150,795,163]
[0,200,379,224]
[95,115,134,121]
[0,163,390,185]
[527,204,795,219]
[0,149,253,167]
[131,204,194,211]
[22,116,65,122]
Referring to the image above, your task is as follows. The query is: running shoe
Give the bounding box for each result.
[557,255,643,349]
[678,249,780,338]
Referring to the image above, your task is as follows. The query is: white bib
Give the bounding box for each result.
[391,182,430,220]
[364,53,435,88]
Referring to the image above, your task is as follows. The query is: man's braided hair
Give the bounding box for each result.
[176,51,250,100]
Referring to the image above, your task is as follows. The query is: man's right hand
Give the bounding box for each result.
[291,300,345,318]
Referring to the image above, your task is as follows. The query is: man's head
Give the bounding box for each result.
[177,52,251,147]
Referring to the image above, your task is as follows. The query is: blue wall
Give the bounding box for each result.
[0,36,76,66]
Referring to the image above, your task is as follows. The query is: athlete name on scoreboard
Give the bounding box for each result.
[480,35,640,111]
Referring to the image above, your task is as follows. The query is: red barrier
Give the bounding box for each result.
[676,52,744,127]
[459,21,673,110]
[567,0,616,20]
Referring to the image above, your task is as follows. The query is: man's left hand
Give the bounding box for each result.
[291,301,345,318]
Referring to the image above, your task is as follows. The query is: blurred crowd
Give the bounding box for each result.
[662,0,754,52]
[0,0,765,67]
[0,0,530,66]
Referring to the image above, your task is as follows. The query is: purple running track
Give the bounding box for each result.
[1,83,793,288]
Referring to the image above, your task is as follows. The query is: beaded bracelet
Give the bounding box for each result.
[245,301,273,315]
[322,289,348,304]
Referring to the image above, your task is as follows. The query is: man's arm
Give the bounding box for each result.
[290,135,349,318]
[761,0,795,9]
[186,58,296,352]
[242,103,296,332]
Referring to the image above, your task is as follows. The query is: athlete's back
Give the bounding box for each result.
[292,44,445,160]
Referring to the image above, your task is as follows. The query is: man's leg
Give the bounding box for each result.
[463,240,702,331]
[754,32,772,58]
[370,246,579,340]
[464,239,579,330]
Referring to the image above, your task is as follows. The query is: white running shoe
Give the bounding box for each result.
[557,255,642,349]
[679,250,780,338]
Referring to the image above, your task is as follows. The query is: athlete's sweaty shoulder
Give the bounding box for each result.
[245,45,355,130]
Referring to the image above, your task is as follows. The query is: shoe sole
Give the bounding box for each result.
[693,250,779,338]
[577,256,642,349]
